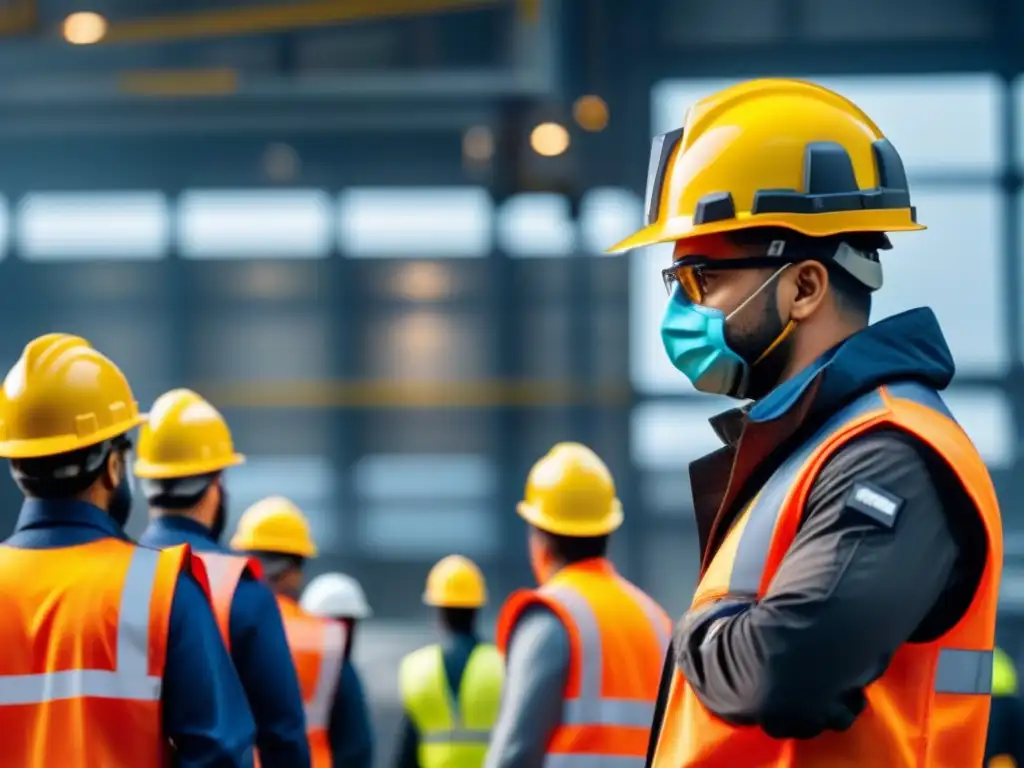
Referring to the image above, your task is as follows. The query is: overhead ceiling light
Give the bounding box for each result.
[529,122,570,157]
[63,11,108,45]
[573,95,609,132]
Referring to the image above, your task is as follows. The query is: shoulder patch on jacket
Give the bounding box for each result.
[844,481,904,528]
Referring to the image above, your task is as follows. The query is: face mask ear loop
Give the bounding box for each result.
[722,264,795,367]
[754,319,797,365]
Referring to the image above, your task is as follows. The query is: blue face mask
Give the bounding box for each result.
[660,266,790,398]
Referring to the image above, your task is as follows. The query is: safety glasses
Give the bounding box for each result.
[661,255,810,302]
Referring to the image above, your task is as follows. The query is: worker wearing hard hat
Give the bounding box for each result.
[394,555,504,768]
[301,572,374,663]
[136,388,310,767]
[987,647,1024,767]
[485,442,671,768]
[0,334,255,765]
[233,497,373,768]
[607,78,1002,767]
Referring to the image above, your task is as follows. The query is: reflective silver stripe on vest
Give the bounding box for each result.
[199,553,232,593]
[545,755,645,767]
[935,648,993,694]
[305,621,345,729]
[544,584,657,730]
[0,546,164,706]
[420,728,491,744]
[727,388,886,595]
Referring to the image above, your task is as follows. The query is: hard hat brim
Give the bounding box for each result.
[0,414,147,460]
[516,499,624,538]
[422,592,486,609]
[134,451,246,480]
[230,537,318,559]
[606,210,925,254]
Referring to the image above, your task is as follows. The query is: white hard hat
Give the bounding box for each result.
[301,572,373,620]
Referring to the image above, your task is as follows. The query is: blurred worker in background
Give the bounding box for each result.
[485,442,671,768]
[233,497,373,768]
[0,334,256,766]
[394,554,504,768]
[987,646,1024,767]
[136,388,310,767]
[607,78,1002,767]
[302,572,374,663]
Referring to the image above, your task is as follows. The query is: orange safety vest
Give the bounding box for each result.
[651,382,1003,768]
[277,594,347,768]
[0,538,204,767]
[195,550,264,651]
[496,557,672,765]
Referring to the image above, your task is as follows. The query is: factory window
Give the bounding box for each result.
[579,187,643,256]
[353,452,497,501]
[629,188,1005,393]
[942,388,1014,469]
[651,74,1001,175]
[338,187,492,258]
[193,309,333,383]
[224,455,341,551]
[179,189,333,259]
[497,193,577,257]
[630,398,733,517]
[361,308,493,383]
[353,453,498,557]
[18,192,167,261]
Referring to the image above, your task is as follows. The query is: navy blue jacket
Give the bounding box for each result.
[6,500,256,766]
[141,515,310,767]
[331,658,374,768]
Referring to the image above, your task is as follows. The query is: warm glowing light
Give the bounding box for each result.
[530,122,570,157]
[63,12,108,45]
[573,95,609,132]
[463,126,495,163]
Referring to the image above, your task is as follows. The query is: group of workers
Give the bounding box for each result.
[0,75,1016,767]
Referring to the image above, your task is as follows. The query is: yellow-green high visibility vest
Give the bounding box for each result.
[399,642,504,768]
[993,647,1019,697]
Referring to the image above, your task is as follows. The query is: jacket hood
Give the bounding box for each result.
[748,307,956,424]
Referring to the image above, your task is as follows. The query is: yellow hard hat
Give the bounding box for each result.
[423,554,487,608]
[0,333,144,459]
[517,442,622,537]
[230,495,318,558]
[134,389,245,479]
[608,78,924,254]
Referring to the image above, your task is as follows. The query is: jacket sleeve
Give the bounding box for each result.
[483,605,570,768]
[229,577,311,767]
[392,714,420,768]
[163,571,258,766]
[674,428,982,739]
[328,660,374,768]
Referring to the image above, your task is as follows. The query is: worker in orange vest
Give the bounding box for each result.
[0,333,256,766]
[485,442,671,767]
[232,497,374,768]
[136,388,310,766]
[608,78,1002,767]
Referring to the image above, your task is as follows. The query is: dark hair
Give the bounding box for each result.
[439,607,477,635]
[142,471,218,509]
[539,529,609,563]
[727,227,885,322]
[10,435,127,499]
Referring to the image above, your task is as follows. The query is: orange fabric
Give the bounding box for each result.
[0,538,194,767]
[194,551,263,651]
[278,595,345,768]
[651,384,1003,768]
[496,557,672,760]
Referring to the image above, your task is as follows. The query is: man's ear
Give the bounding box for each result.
[788,261,830,321]
[103,449,123,490]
